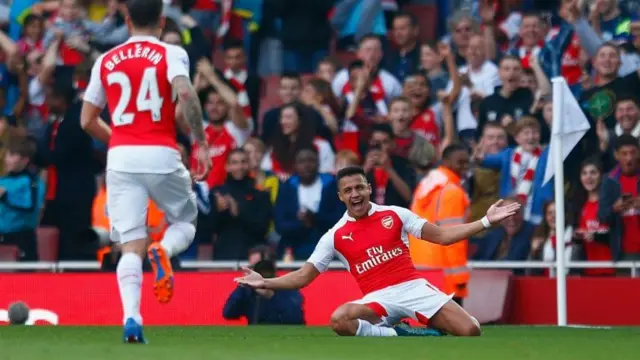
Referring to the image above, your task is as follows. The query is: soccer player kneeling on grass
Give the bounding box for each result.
[236,164,521,337]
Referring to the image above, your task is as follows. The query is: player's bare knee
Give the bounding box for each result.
[329,317,356,336]
[120,238,148,258]
[458,318,481,337]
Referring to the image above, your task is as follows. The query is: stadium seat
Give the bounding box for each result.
[402,3,437,42]
[197,244,213,261]
[463,270,513,324]
[36,227,60,261]
[0,245,19,262]
[301,73,316,84]
[334,51,358,67]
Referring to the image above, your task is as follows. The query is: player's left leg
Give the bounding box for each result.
[146,167,198,303]
[329,303,396,337]
[428,300,481,336]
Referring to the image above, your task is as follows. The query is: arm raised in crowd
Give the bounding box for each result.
[196,58,249,131]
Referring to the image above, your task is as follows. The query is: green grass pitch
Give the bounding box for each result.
[1,326,639,360]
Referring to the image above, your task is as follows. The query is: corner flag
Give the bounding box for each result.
[542,78,591,186]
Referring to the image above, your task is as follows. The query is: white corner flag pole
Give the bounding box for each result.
[551,78,568,326]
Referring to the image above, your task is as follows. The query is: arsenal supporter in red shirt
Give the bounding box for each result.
[192,59,253,188]
[236,165,521,337]
[573,159,613,276]
[599,135,640,260]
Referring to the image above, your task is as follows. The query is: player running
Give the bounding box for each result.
[235,164,520,337]
[80,0,211,343]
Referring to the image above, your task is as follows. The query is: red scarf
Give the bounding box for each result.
[216,0,233,44]
[223,68,253,125]
[510,146,541,203]
[517,42,544,69]
[341,76,388,116]
[373,168,388,204]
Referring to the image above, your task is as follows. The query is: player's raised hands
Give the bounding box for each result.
[234,267,267,289]
[485,199,521,224]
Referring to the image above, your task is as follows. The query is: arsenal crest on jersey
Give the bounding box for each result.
[381,216,394,229]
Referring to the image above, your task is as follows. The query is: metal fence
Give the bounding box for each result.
[0,261,638,277]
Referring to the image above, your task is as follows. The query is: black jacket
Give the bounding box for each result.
[477,87,534,144]
[271,0,335,50]
[36,101,99,204]
[367,156,416,208]
[208,177,272,260]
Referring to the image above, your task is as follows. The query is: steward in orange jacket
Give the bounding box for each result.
[409,146,471,301]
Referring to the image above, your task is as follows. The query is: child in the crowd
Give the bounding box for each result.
[473,116,552,225]
[0,135,45,261]
[419,41,449,95]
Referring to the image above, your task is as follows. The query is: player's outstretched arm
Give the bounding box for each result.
[235,263,321,290]
[420,199,521,245]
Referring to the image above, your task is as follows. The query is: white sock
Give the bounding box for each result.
[356,319,397,337]
[117,252,143,325]
[160,222,196,258]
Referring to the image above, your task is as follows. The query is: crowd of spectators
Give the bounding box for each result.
[0,0,639,278]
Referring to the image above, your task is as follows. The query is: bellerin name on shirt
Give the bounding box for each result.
[103,44,163,71]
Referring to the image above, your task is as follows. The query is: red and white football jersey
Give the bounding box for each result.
[307,203,427,295]
[84,35,190,174]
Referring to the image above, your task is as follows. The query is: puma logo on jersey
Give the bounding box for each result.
[342,232,354,241]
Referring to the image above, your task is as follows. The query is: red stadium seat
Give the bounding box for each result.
[463,270,513,324]
[0,245,19,262]
[36,227,60,261]
[334,51,358,67]
[301,73,316,84]
[197,244,213,261]
[402,4,437,42]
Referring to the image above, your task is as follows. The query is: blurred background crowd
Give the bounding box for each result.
[0,0,639,288]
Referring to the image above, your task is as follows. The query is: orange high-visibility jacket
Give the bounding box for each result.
[409,166,470,298]
[93,185,167,263]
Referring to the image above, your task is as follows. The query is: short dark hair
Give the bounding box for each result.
[393,11,418,27]
[348,60,364,73]
[7,135,37,161]
[336,165,367,185]
[370,123,394,139]
[616,95,639,107]
[359,34,381,47]
[295,145,319,158]
[223,38,244,52]
[596,42,621,57]
[499,55,522,66]
[22,14,43,29]
[522,68,535,77]
[226,148,247,163]
[253,259,276,278]
[198,86,216,107]
[281,71,301,82]
[126,0,163,28]
[442,143,469,160]
[615,134,640,151]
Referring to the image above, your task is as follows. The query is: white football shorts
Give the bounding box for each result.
[106,166,197,243]
[350,278,454,326]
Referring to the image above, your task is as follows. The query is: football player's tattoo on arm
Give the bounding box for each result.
[172,75,206,146]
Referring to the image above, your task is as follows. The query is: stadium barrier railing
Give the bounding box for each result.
[0,261,637,277]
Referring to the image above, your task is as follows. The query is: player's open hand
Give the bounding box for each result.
[486,199,521,225]
[192,146,212,181]
[234,267,266,289]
